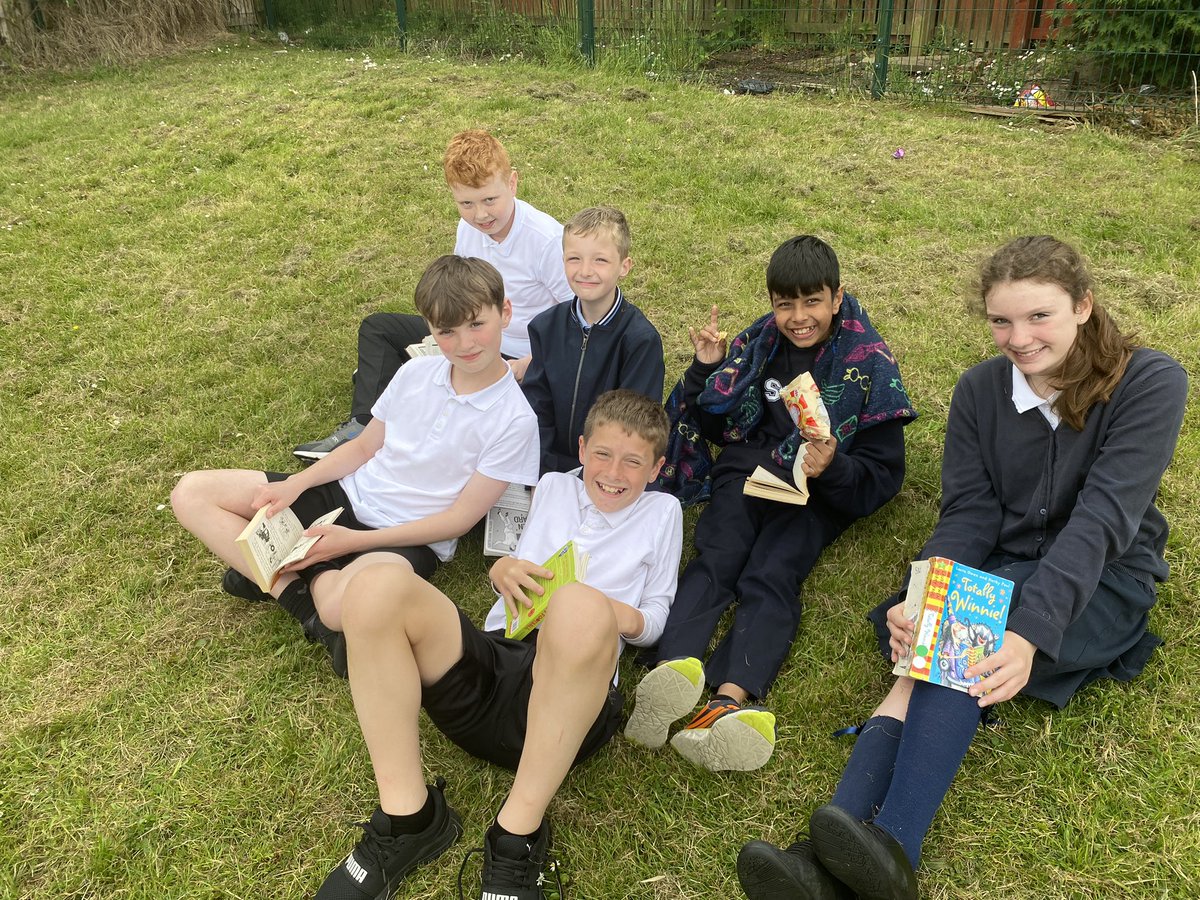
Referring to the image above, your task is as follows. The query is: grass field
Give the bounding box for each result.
[1,35,1198,900]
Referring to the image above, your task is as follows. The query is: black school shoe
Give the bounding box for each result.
[315,778,463,900]
[737,837,854,900]
[458,822,563,900]
[302,612,349,679]
[221,568,272,603]
[809,804,918,900]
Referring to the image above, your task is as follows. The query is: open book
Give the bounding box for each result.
[406,334,441,358]
[742,371,831,505]
[504,540,590,640]
[234,505,342,593]
[892,558,1014,693]
[483,483,532,557]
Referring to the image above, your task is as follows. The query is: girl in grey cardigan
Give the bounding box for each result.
[738,236,1188,900]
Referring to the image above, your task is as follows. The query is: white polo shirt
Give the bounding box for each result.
[483,471,683,659]
[1011,365,1061,430]
[340,356,540,561]
[455,198,572,359]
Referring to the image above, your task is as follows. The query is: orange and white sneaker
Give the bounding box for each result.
[669,697,777,771]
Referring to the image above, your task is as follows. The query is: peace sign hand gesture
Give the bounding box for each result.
[688,305,728,365]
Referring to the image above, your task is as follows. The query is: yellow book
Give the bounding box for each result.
[504,541,590,640]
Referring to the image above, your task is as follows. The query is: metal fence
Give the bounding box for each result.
[261,0,1199,115]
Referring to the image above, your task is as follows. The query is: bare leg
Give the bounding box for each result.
[308,552,415,632]
[874,676,914,722]
[716,682,751,704]
[496,584,618,835]
[170,468,300,598]
[340,563,464,815]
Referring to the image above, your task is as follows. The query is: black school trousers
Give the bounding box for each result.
[655,475,847,700]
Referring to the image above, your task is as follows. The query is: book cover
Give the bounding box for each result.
[234,505,343,592]
[893,557,1013,692]
[483,483,532,557]
[503,540,589,640]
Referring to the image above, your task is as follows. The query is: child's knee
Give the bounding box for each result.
[540,584,617,657]
[170,470,207,517]
[340,563,422,637]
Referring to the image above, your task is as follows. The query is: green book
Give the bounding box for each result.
[504,541,589,640]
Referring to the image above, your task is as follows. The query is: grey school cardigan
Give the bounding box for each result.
[916,347,1187,663]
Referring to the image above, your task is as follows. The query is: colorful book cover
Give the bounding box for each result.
[895,557,1014,693]
[503,541,582,640]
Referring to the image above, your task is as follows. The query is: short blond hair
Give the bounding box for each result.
[563,206,631,260]
[583,389,668,459]
[413,255,505,329]
[443,130,512,188]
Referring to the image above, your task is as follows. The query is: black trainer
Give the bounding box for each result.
[221,568,271,603]
[302,613,349,679]
[458,823,562,900]
[315,778,463,900]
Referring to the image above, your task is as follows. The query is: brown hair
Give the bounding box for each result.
[413,255,505,329]
[564,206,632,260]
[583,389,669,459]
[443,130,512,188]
[974,236,1136,431]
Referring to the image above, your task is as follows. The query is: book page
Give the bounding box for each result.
[483,483,532,557]
[405,335,441,358]
[236,506,305,589]
[277,507,343,569]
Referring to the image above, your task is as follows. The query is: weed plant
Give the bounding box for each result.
[1,38,1198,900]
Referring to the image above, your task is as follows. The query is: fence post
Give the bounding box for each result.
[871,0,896,99]
[578,0,595,65]
[263,0,276,32]
[395,0,407,47]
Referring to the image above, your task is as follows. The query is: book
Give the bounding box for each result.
[892,557,1014,692]
[405,334,441,358]
[234,504,343,593]
[483,483,532,557]
[504,540,590,640]
[743,460,810,506]
[742,372,831,506]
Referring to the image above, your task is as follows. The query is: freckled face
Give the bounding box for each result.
[772,287,843,348]
[985,279,1092,397]
[577,424,664,514]
[450,170,518,242]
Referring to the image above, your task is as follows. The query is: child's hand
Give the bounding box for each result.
[280,523,361,572]
[801,437,837,479]
[489,556,552,617]
[508,355,532,383]
[688,305,728,365]
[885,599,916,663]
[966,631,1036,707]
[252,479,302,519]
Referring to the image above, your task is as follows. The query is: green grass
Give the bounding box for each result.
[1,34,1198,900]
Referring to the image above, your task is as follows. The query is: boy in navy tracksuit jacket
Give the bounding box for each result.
[521,206,665,475]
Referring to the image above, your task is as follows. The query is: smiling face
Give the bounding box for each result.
[430,298,512,390]
[771,286,843,349]
[563,230,633,317]
[577,423,665,514]
[985,279,1092,397]
[450,169,519,242]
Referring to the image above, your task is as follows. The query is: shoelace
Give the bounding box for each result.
[455,846,566,899]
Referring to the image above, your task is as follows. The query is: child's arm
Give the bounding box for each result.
[805,420,905,520]
[489,555,554,619]
[611,499,685,647]
[254,419,387,517]
[616,320,665,404]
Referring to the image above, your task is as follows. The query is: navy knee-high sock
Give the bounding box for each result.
[277,580,316,624]
[828,715,904,820]
[873,680,982,868]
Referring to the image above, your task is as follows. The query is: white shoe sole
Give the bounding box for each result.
[670,710,776,771]
[624,662,705,749]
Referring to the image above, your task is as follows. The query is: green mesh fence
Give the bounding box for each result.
[263,0,1200,114]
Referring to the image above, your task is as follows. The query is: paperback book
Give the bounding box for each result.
[742,371,831,505]
[504,540,590,640]
[892,557,1014,692]
[483,483,532,557]
[235,505,343,593]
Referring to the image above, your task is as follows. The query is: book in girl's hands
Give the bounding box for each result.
[235,505,343,593]
[503,540,590,640]
[892,557,1014,692]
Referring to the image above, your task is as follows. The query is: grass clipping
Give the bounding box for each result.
[2,0,227,69]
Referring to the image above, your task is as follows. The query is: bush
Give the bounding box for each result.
[1053,1,1200,90]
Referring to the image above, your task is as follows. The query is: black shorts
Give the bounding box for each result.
[264,472,439,582]
[422,609,625,771]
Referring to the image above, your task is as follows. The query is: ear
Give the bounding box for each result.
[831,286,844,313]
[619,256,634,278]
[647,455,666,482]
[508,169,519,194]
[578,434,587,466]
[501,297,513,327]
[1075,290,1093,324]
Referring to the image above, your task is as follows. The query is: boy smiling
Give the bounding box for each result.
[315,390,682,900]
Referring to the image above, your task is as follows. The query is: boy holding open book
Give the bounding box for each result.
[171,255,540,673]
[313,390,682,900]
[625,235,917,771]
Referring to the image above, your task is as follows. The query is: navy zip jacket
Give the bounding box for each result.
[522,290,665,475]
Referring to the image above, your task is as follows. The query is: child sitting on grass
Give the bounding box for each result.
[736,236,1188,900]
[625,235,917,771]
[313,390,682,900]
[172,256,540,674]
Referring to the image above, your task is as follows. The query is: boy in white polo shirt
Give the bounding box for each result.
[313,390,683,900]
[293,129,572,461]
[172,256,540,673]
